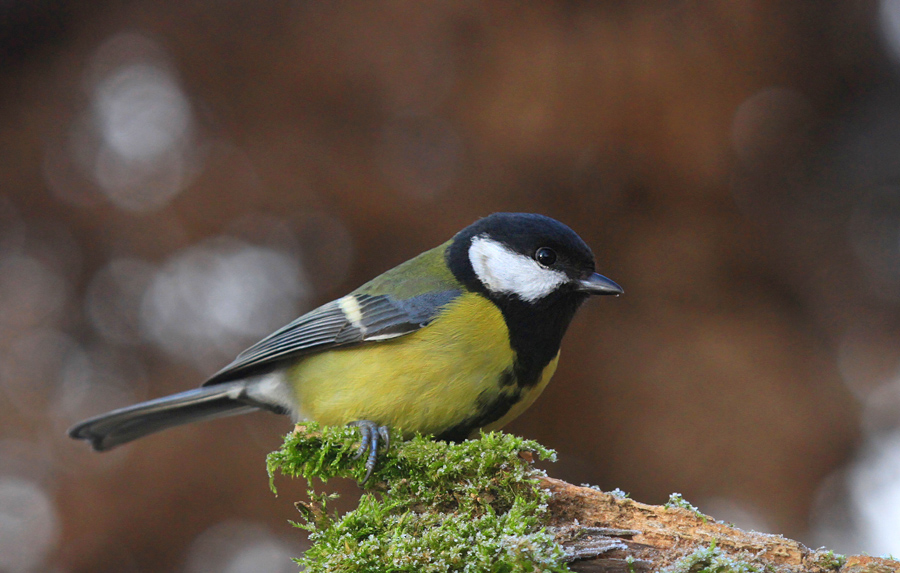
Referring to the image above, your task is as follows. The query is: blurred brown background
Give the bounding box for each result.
[3,1,900,571]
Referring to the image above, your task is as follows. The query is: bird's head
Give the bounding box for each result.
[446,213,622,309]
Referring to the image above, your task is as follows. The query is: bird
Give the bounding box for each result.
[69,213,622,481]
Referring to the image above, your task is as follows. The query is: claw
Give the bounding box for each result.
[348,420,390,485]
[378,425,390,451]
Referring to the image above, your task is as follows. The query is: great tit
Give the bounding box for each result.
[69,213,622,480]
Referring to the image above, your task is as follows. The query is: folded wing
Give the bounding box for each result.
[204,290,461,384]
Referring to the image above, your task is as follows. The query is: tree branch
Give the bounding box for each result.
[543,477,897,573]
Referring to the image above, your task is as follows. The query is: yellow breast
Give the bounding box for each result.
[287,293,556,437]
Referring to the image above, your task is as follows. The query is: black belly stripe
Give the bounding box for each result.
[498,368,517,387]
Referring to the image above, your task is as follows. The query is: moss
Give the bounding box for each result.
[664,492,699,512]
[666,543,762,573]
[812,550,846,570]
[267,422,570,572]
[665,493,709,522]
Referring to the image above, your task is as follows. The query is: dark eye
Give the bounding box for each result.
[534,247,557,266]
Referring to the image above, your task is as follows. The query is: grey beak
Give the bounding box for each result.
[577,273,624,295]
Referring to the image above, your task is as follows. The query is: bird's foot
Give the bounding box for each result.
[348,420,390,485]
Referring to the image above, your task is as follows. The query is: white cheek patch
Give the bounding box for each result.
[468,236,568,302]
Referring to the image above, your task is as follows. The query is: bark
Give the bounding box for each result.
[543,477,898,573]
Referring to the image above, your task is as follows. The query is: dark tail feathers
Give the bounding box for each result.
[68,381,267,451]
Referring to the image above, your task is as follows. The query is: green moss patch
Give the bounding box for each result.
[665,543,761,573]
[267,423,570,572]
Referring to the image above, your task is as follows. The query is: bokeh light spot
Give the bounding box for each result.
[140,237,310,372]
[848,429,900,554]
[45,31,204,213]
[184,520,301,573]
[0,477,59,573]
[94,63,190,161]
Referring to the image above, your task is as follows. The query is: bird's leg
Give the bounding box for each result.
[348,420,390,484]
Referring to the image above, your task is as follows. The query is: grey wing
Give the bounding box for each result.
[204,289,461,384]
